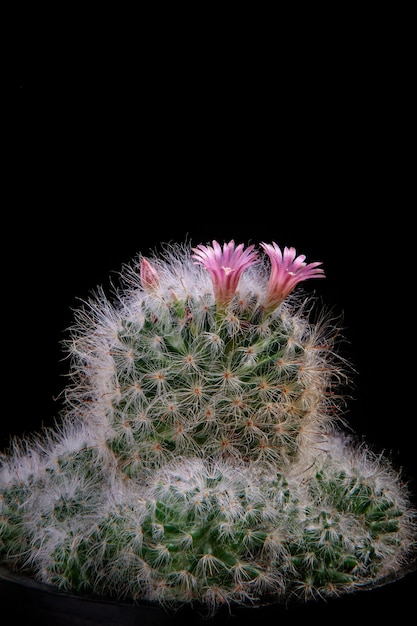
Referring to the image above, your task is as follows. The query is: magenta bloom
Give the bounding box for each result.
[192,240,259,306]
[261,242,325,310]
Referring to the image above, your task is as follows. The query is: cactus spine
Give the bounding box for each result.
[0,240,415,615]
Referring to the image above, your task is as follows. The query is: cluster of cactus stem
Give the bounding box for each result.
[0,239,415,615]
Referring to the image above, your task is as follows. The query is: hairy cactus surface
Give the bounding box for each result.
[0,239,415,616]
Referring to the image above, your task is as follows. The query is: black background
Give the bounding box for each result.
[5,23,416,621]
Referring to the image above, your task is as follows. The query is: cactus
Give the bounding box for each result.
[0,239,415,616]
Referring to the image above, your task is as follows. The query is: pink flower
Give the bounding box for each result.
[192,240,259,306]
[140,258,160,292]
[261,242,325,310]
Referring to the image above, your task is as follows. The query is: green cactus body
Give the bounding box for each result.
[69,246,342,477]
[285,436,414,598]
[0,240,415,616]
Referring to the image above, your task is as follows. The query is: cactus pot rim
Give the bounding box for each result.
[1,559,417,626]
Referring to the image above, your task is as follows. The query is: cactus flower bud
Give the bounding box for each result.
[140,257,160,292]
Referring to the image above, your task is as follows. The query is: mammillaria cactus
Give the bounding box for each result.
[0,239,415,616]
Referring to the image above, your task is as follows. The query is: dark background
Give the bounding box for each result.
[5,21,416,620]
